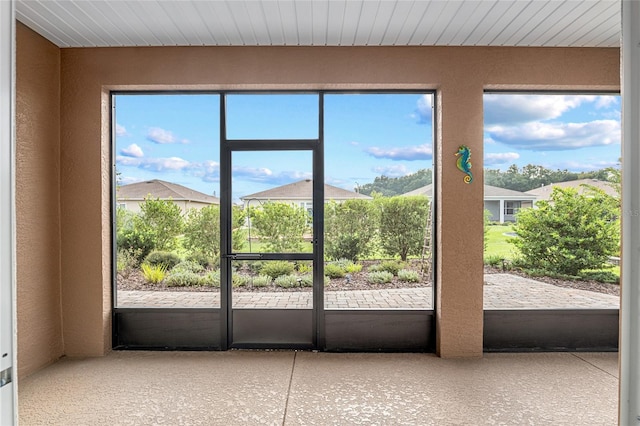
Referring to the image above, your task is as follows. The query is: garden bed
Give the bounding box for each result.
[117,260,433,293]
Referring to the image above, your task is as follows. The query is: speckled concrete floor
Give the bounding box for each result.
[18,351,618,425]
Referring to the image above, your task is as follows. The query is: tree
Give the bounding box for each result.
[231,205,249,252]
[358,168,432,196]
[249,202,309,252]
[511,186,619,276]
[137,197,184,251]
[377,196,429,261]
[183,205,220,259]
[115,206,154,264]
[324,199,379,261]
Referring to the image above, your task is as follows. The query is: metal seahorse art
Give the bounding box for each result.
[455,145,473,184]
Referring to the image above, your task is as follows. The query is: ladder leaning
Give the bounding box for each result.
[420,200,434,279]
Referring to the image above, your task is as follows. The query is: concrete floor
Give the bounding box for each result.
[18,351,618,425]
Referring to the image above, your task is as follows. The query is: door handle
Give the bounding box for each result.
[224,253,263,260]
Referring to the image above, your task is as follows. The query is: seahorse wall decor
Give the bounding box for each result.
[455,145,473,184]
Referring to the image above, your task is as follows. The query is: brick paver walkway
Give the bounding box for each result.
[116,273,619,310]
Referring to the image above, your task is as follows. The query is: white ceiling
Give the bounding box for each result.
[15,0,621,49]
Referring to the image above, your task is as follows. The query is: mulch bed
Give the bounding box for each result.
[116,263,620,296]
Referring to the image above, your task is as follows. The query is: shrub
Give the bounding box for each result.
[260,261,295,279]
[370,260,405,276]
[367,271,393,284]
[249,202,309,252]
[183,205,220,260]
[117,228,155,264]
[511,186,619,276]
[345,262,363,274]
[116,248,139,278]
[579,270,619,284]
[202,270,220,287]
[274,274,300,288]
[484,255,505,268]
[299,274,314,287]
[296,261,313,274]
[186,252,218,269]
[141,263,167,284]
[145,251,181,270]
[377,196,429,261]
[324,263,346,279]
[165,271,204,287]
[398,269,420,282]
[248,261,264,273]
[324,199,379,261]
[171,260,205,274]
[137,197,184,251]
[232,273,250,287]
[250,275,272,287]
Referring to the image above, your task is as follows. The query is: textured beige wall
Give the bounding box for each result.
[57,45,618,358]
[15,23,63,377]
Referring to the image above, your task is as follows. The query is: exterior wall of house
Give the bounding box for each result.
[484,201,500,223]
[15,23,63,377]
[117,199,213,215]
[15,20,620,366]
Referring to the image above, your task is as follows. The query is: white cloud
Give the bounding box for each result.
[365,144,432,161]
[232,166,312,186]
[116,155,191,172]
[146,127,189,144]
[232,166,273,181]
[193,160,221,183]
[116,124,128,137]
[484,94,593,125]
[115,156,142,167]
[413,94,433,124]
[140,157,191,172]
[486,119,620,151]
[484,152,520,165]
[550,159,620,172]
[595,95,618,109]
[372,165,412,177]
[120,143,144,158]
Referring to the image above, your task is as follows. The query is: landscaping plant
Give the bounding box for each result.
[511,186,619,276]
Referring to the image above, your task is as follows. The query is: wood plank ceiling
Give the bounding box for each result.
[16,0,620,48]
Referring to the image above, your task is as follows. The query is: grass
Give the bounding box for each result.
[485,224,517,260]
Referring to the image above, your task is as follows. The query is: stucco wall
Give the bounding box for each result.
[16,23,63,377]
[15,26,619,364]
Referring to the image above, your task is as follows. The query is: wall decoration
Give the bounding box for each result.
[455,145,473,184]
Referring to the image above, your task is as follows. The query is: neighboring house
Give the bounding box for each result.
[116,179,220,214]
[241,179,372,213]
[526,179,618,203]
[402,184,536,223]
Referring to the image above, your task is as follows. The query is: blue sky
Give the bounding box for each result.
[115,92,620,200]
[484,93,620,171]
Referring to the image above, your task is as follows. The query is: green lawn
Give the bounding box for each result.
[485,224,518,260]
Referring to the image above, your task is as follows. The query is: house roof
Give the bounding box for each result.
[525,179,618,201]
[16,1,620,49]
[241,179,371,201]
[117,179,220,204]
[402,183,536,200]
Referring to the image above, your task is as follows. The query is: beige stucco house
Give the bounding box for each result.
[117,179,219,214]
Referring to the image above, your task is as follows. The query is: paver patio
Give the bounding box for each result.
[116,273,619,310]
